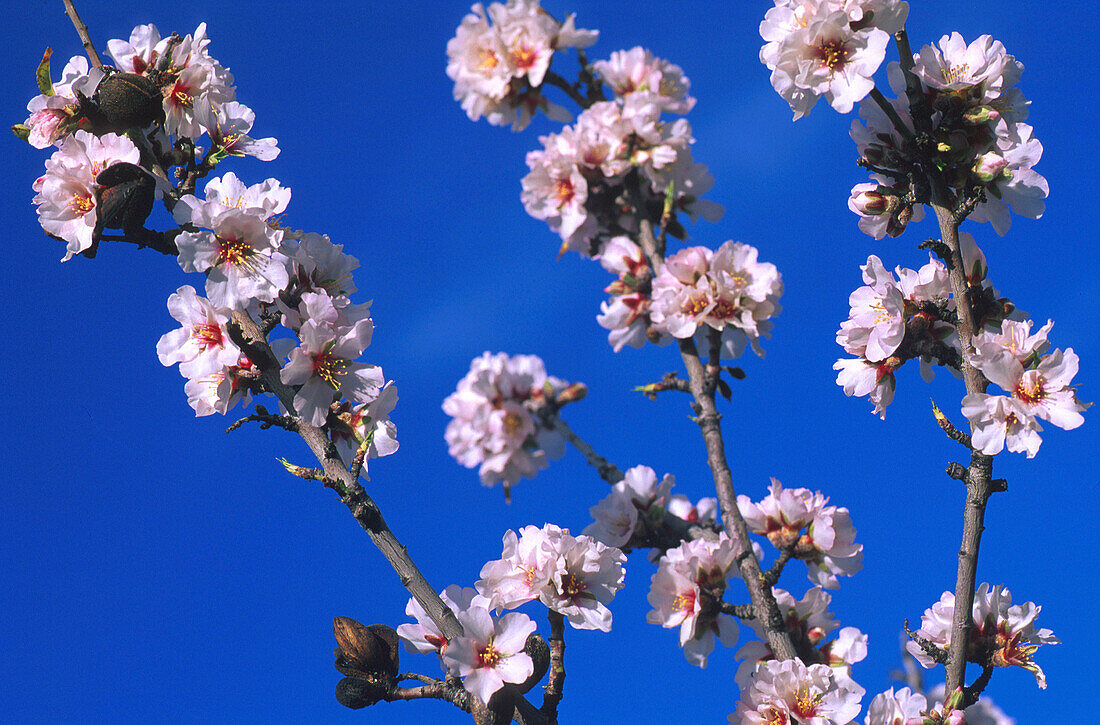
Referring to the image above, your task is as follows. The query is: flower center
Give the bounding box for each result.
[215,234,256,267]
[69,192,95,215]
[763,705,789,725]
[673,589,696,615]
[477,641,502,668]
[313,350,348,389]
[941,62,971,86]
[814,39,851,72]
[553,178,576,207]
[559,572,586,600]
[477,48,500,71]
[192,322,224,349]
[502,411,523,435]
[791,684,822,717]
[170,81,194,109]
[512,45,538,71]
[1014,372,1046,406]
[681,292,710,317]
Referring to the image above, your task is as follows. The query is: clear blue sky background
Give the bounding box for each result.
[2,1,1095,722]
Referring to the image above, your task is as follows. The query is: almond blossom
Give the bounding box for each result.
[443,352,569,489]
[328,382,400,471]
[583,464,675,547]
[738,479,862,588]
[649,241,783,358]
[396,585,485,658]
[864,686,927,725]
[647,534,738,667]
[962,329,1087,457]
[593,46,695,114]
[730,657,865,725]
[596,236,658,351]
[195,100,280,162]
[759,0,905,119]
[906,583,1060,688]
[156,285,242,379]
[446,0,596,131]
[280,317,384,428]
[32,130,141,260]
[22,55,104,149]
[158,23,236,138]
[477,524,626,632]
[735,587,867,688]
[440,607,536,703]
[183,356,254,417]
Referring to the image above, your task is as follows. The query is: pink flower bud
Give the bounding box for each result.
[972,152,1009,182]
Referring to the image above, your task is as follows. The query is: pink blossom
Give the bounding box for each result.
[441,608,536,703]
[730,657,865,724]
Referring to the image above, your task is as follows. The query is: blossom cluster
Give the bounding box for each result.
[738,479,863,589]
[730,657,865,725]
[906,583,1059,688]
[443,352,570,489]
[833,251,957,418]
[646,533,743,667]
[477,524,626,631]
[397,585,538,704]
[520,63,719,258]
[595,236,784,357]
[734,587,867,689]
[446,0,597,131]
[759,0,909,119]
[962,319,1087,458]
[28,23,278,263]
[584,463,716,549]
[849,33,1046,238]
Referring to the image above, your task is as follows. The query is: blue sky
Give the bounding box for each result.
[1,1,1095,722]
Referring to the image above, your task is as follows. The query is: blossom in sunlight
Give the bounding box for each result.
[583,464,674,547]
[22,55,104,149]
[195,100,280,161]
[183,356,253,416]
[649,242,783,359]
[396,585,486,658]
[735,587,867,688]
[443,352,569,489]
[906,583,1060,688]
[730,657,864,724]
[864,686,926,725]
[446,0,596,130]
[441,607,535,703]
[329,382,400,470]
[962,338,1087,458]
[759,0,904,119]
[159,23,236,138]
[647,534,738,667]
[156,285,242,379]
[32,130,140,260]
[593,46,695,113]
[280,317,384,427]
[477,524,626,631]
[737,479,862,588]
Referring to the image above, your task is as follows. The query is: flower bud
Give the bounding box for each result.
[555,382,588,406]
[971,152,1009,182]
[963,105,999,124]
[848,185,893,217]
[94,72,164,129]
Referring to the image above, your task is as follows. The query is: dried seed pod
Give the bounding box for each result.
[332,617,399,678]
[95,162,155,235]
[516,633,550,694]
[335,676,385,709]
[95,72,164,130]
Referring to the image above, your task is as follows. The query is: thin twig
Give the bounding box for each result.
[541,413,624,484]
[62,0,102,69]
[540,611,566,718]
[869,87,914,142]
[627,180,796,662]
[542,71,590,109]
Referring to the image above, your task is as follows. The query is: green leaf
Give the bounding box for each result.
[11,124,31,142]
[36,48,55,96]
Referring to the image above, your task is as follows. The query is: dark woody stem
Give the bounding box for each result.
[62,0,103,69]
[629,192,796,662]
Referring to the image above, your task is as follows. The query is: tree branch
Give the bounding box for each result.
[629,190,796,662]
[224,310,465,643]
[62,0,102,69]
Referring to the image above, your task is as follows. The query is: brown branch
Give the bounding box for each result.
[542,71,590,110]
[62,0,102,69]
[541,413,624,484]
[224,310,466,644]
[629,187,796,662]
[929,200,998,695]
[540,611,566,719]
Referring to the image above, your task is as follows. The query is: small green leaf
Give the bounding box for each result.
[37,48,55,96]
[11,124,31,142]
